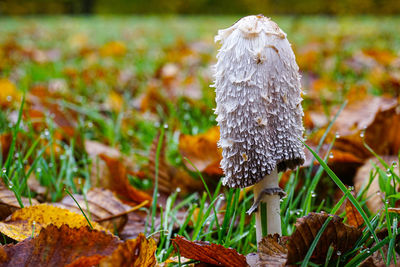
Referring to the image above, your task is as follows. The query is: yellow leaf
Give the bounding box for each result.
[0,79,21,106]
[100,41,126,57]
[179,126,223,175]
[107,91,124,112]
[0,204,108,241]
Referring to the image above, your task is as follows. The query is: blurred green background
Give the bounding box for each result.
[1,0,399,15]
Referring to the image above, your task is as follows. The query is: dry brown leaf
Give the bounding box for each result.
[179,126,223,176]
[0,203,107,241]
[246,234,288,267]
[354,156,399,213]
[287,212,362,264]
[0,184,39,220]
[330,96,400,160]
[172,235,248,267]
[345,192,365,228]
[52,188,132,232]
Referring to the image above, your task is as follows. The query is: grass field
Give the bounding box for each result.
[0,16,399,266]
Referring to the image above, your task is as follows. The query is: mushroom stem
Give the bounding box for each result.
[253,167,281,244]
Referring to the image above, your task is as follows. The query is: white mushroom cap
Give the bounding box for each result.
[214,15,305,188]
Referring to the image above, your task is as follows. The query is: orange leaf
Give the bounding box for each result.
[0,225,119,267]
[99,233,157,267]
[0,225,157,267]
[100,41,126,57]
[148,132,203,195]
[179,126,223,176]
[172,235,248,266]
[100,154,152,205]
[345,194,365,228]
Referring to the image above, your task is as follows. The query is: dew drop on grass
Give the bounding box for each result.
[329,152,334,159]
[176,187,181,193]
[2,168,6,174]
[336,251,342,256]
[6,95,12,102]
[14,152,19,159]
[311,192,317,197]
[335,132,340,139]
[348,186,354,191]
[36,167,42,173]
[392,161,398,168]
[360,131,365,138]
[8,181,13,189]
[163,124,168,129]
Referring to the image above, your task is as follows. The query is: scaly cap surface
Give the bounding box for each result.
[214,15,305,188]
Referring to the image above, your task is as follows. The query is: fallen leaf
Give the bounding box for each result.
[0,224,119,267]
[0,78,21,107]
[0,133,12,160]
[148,132,203,195]
[330,96,400,160]
[354,156,399,213]
[179,126,223,176]
[172,235,248,267]
[246,234,287,267]
[287,212,362,264]
[52,188,133,232]
[0,184,39,220]
[99,232,157,267]
[345,192,365,228]
[100,154,152,205]
[100,41,127,57]
[0,203,107,241]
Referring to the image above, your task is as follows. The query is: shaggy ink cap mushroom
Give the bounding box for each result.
[214,15,305,189]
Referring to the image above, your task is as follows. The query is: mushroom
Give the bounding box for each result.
[213,15,305,244]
